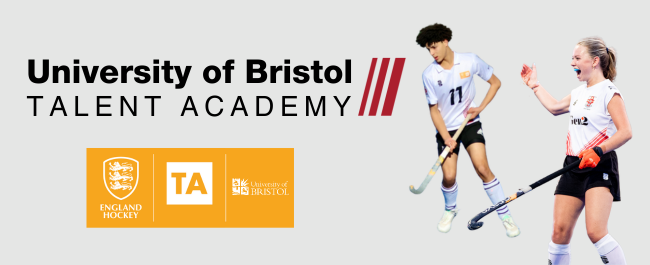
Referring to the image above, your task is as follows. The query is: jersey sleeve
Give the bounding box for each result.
[422,70,438,105]
[605,85,623,114]
[472,54,494,81]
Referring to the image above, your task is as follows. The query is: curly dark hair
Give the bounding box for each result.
[416,23,452,47]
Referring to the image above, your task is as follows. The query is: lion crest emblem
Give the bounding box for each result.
[103,157,139,200]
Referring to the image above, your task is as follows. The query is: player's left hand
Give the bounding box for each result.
[578,146,604,169]
[466,107,483,121]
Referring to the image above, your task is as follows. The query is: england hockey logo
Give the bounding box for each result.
[232,178,249,195]
[585,96,595,109]
[103,157,139,200]
[438,80,443,86]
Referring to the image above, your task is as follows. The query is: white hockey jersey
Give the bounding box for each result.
[422,52,494,130]
[566,79,622,156]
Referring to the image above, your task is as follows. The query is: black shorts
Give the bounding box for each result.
[554,152,621,201]
[435,121,485,155]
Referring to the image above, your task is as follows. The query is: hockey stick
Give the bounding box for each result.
[467,159,581,230]
[409,115,472,194]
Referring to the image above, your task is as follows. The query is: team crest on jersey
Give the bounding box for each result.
[103,157,139,200]
[585,96,596,110]
[438,80,443,86]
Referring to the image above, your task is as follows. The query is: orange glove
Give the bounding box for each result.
[578,147,604,169]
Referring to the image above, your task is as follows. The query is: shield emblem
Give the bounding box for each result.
[103,157,139,200]
[232,178,249,195]
[586,96,595,107]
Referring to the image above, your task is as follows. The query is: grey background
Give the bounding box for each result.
[1,0,647,264]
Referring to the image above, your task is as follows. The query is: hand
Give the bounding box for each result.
[466,106,483,121]
[578,147,604,169]
[520,64,539,89]
[444,138,457,151]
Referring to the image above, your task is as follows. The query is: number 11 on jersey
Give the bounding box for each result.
[449,86,462,105]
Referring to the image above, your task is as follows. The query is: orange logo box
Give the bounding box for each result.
[87,148,294,228]
[459,71,470,79]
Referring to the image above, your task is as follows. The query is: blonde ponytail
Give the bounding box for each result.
[578,37,617,81]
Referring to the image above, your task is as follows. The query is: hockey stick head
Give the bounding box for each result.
[467,220,484,230]
[466,199,504,231]
[409,185,423,194]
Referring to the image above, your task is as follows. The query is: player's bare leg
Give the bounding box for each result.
[466,142,519,237]
[552,195,583,244]
[550,194,584,264]
[441,152,458,188]
[585,187,626,264]
[437,152,459,233]
[585,188,612,243]
[465,142,494,183]
[466,143,509,222]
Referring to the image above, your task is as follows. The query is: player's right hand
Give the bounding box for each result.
[444,138,457,151]
[578,147,603,169]
[520,64,538,89]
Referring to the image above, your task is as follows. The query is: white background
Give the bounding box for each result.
[1,0,648,264]
[167,162,212,205]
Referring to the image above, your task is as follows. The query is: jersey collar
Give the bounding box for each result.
[433,52,460,73]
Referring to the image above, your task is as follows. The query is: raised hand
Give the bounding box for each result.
[520,64,539,89]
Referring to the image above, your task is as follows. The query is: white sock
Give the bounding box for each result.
[548,242,571,265]
[483,178,510,219]
[594,234,626,264]
[441,182,458,211]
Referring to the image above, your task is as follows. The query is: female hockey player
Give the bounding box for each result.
[521,37,632,265]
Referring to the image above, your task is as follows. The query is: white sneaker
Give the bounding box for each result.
[437,209,459,233]
[502,214,520,238]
